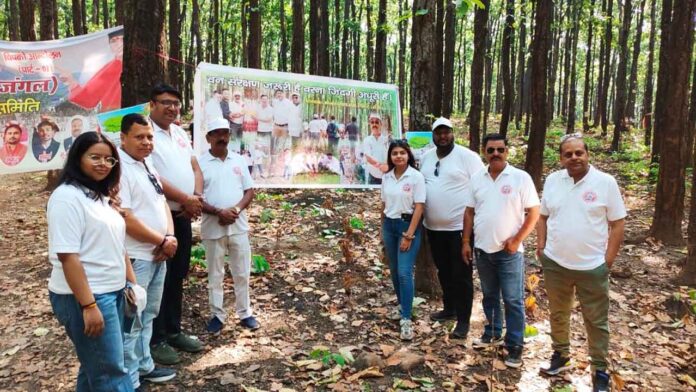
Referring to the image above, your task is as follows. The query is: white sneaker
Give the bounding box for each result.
[400,319,414,341]
[387,306,402,321]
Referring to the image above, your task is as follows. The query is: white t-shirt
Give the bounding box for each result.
[363,134,389,179]
[464,164,540,253]
[308,119,323,134]
[421,145,484,231]
[272,98,292,125]
[118,149,169,261]
[288,104,303,137]
[205,98,223,122]
[199,150,254,239]
[257,105,274,132]
[229,100,244,125]
[47,184,127,295]
[541,166,627,270]
[381,166,426,219]
[150,118,195,211]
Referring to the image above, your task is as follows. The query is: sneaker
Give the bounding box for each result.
[449,322,469,340]
[472,334,504,349]
[167,333,204,353]
[593,370,610,392]
[539,351,571,376]
[240,316,260,330]
[504,346,523,368]
[206,316,224,334]
[400,319,414,341]
[429,309,457,322]
[140,367,176,383]
[387,306,402,321]
[150,342,180,365]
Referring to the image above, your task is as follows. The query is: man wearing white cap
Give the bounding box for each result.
[420,117,484,339]
[362,112,390,184]
[198,118,258,334]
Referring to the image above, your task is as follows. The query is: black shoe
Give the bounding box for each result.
[140,367,176,383]
[540,351,571,376]
[593,370,610,392]
[449,322,469,339]
[504,346,523,368]
[430,309,457,322]
[472,334,504,349]
[240,316,260,330]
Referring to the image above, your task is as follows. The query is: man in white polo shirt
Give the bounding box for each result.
[148,84,204,365]
[462,133,540,368]
[536,135,625,392]
[287,92,303,147]
[199,118,258,334]
[420,117,484,340]
[362,113,389,185]
[119,113,177,389]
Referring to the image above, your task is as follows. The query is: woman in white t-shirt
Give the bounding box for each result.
[380,140,426,341]
[47,132,136,391]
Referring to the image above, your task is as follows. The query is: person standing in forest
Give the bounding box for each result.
[420,117,484,340]
[287,92,303,147]
[362,113,389,184]
[537,135,625,392]
[148,84,205,365]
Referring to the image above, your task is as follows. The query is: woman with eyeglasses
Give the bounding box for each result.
[380,140,426,340]
[47,132,136,392]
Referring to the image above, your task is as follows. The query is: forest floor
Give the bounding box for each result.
[0,126,695,392]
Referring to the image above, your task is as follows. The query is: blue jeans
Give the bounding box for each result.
[123,259,167,388]
[475,249,525,348]
[382,217,422,319]
[50,290,133,392]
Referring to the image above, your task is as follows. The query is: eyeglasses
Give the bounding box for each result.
[155,99,182,109]
[390,139,409,147]
[369,120,381,125]
[434,161,440,177]
[87,154,118,168]
[143,161,164,195]
[486,147,506,154]
[560,132,582,142]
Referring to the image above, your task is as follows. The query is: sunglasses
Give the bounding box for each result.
[390,139,409,147]
[560,132,582,142]
[434,160,440,177]
[143,161,164,195]
[87,154,118,168]
[486,147,506,154]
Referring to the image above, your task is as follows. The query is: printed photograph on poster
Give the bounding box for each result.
[405,131,435,168]
[96,103,150,148]
[0,26,124,175]
[194,63,402,188]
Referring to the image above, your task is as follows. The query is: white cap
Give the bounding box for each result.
[368,112,382,121]
[207,118,230,133]
[432,117,453,131]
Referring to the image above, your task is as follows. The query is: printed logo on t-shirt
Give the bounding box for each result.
[402,184,412,193]
[233,166,242,176]
[501,184,512,195]
[582,190,598,203]
[177,138,187,148]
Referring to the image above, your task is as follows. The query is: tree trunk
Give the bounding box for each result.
[212,0,220,63]
[611,0,632,151]
[560,6,572,119]
[441,1,455,117]
[499,0,515,136]
[546,4,559,125]
[582,0,595,131]
[71,0,84,36]
[19,0,37,41]
[514,2,527,130]
[352,2,362,80]
[102,0,109,29]
[247,0,261,69]
[651,0,672,162]
[309,0,319,74]
[432,0,444,117]
[333,0,340,76]
[650,0,696,245]
[643,0,656,148]
[121,0,166,106]
[168,0,182,87]
[599,0,613,135]
[684,158,696,284]
[397,0,408,111]
[366,0,374,80]
[626,0,646,120]
[525,0,552,189]
[373,0,387,82]
[468,0,489,153]
[483,15,497,132]
[566,1,580,134]
[115,0,124,26]
[291,0,305,74]
[92,0,99,25]
[340,0,351,78]
[40,0,56,40]
[192,0,203,67]
[8,0,19,41]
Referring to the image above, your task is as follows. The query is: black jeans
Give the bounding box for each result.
[151,212,192,345]
[427,229,474,326]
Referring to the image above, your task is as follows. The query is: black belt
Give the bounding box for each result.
[274,123,288,126]
[401,213,413,221]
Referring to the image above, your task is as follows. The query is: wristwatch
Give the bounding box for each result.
[232,206,241,214]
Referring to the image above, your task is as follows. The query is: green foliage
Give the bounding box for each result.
[280,201,294,212]
[408,135,431,149]
[255,192,271,202]
[552,386,573,392]
[309,348,350,367]
[260,208,275,223]
[190,244,207,269]
[524,325,539,338]
[349,216,365,230]
[251,254,270,274]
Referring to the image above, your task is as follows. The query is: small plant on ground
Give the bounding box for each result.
[251,254,270,274]
[190,244,207,269]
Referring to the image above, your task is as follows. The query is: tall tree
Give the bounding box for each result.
[514,2,527,130]
[121,0,167,105]
[352,1,362,79]
[291,0,305,74]
[397,0,408,110]
[525,0,552,189]
[168,0,183,88]
[566,1,580,134]
[582,0,595,131]
[626,0,646,119]
[599,0,613,135]
[468,0,489,153]
[8,0,19,41]
[309,0,320,74]
[643,0,657,148]
[102,0,109,28]
[373,0,387,82]
[115,0,124,26]
[71,0,85,36]
[366,0,374,80]
[19,0,37,41]
[499,0,515,136]
[611,0,632,151]
[650,0,696,244]
[247,0,261,68]
[332,0,340,76]
[441,1,456,117]
[340,0,351,78]
[432,0,444,116]
[40,0,56,40]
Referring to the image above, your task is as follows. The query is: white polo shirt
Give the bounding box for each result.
[257,105,274,132]
[229,100,244,125]
[47,184,126,295]
[464,163,540,253]
[272,98,292,125]
[541,166,626,270]
[205,98,223,122]
[149,118,195,211]
[363,134,389,179]
[199,150,254,240]
[288,104,303,137]
[118,149,169,261]
[381,166,426,219]
[421,145,484,231]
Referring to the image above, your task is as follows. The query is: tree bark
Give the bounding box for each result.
[318,0,330,75]
[582,0,595,131]
[71,0,84,36]
[366,0,374,80]
[352,2,362,80]
[40,0,56,40]
[514,2,527,130]
[168,0,182,88]
[626,0,646,120]
[373,0,387,82]
[8,0,20,41]
[333,0,341,76]
[525,0,552,189]
[247,0,261,69]
[650,0,696,245]
[19,0,37,41]
[92,0,99,25]
[566,1,580,134]
[115,0,124,26]
[599,0,613,135]
[611,0,632,151]
[431,0,444,116]
[309,0,319,74]
[102,0,109,28]
[121,0,167,105]
[291,0,305,74]
[643,0,656,148]
[499,0,515,136]
[441,1,456,117]
[468,0,489,153]
[341,0,351,78]
[397,0,408,111]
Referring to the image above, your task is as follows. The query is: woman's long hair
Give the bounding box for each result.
[58,132,121,203]
[387,139,417,172]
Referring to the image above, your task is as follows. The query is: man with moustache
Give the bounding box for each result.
[362,113,390,184]
[32,119,60,163]
[64,116,85,151]
[198,118,258,334]
[537,135,625,392]
[148,84,204,365]
[462,133,540,367]
[287,93,303,147]
[420,117,484,339]
[119,113,177,389]
[0,123,27,166]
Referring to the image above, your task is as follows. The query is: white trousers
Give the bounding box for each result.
[203,233,252,322]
